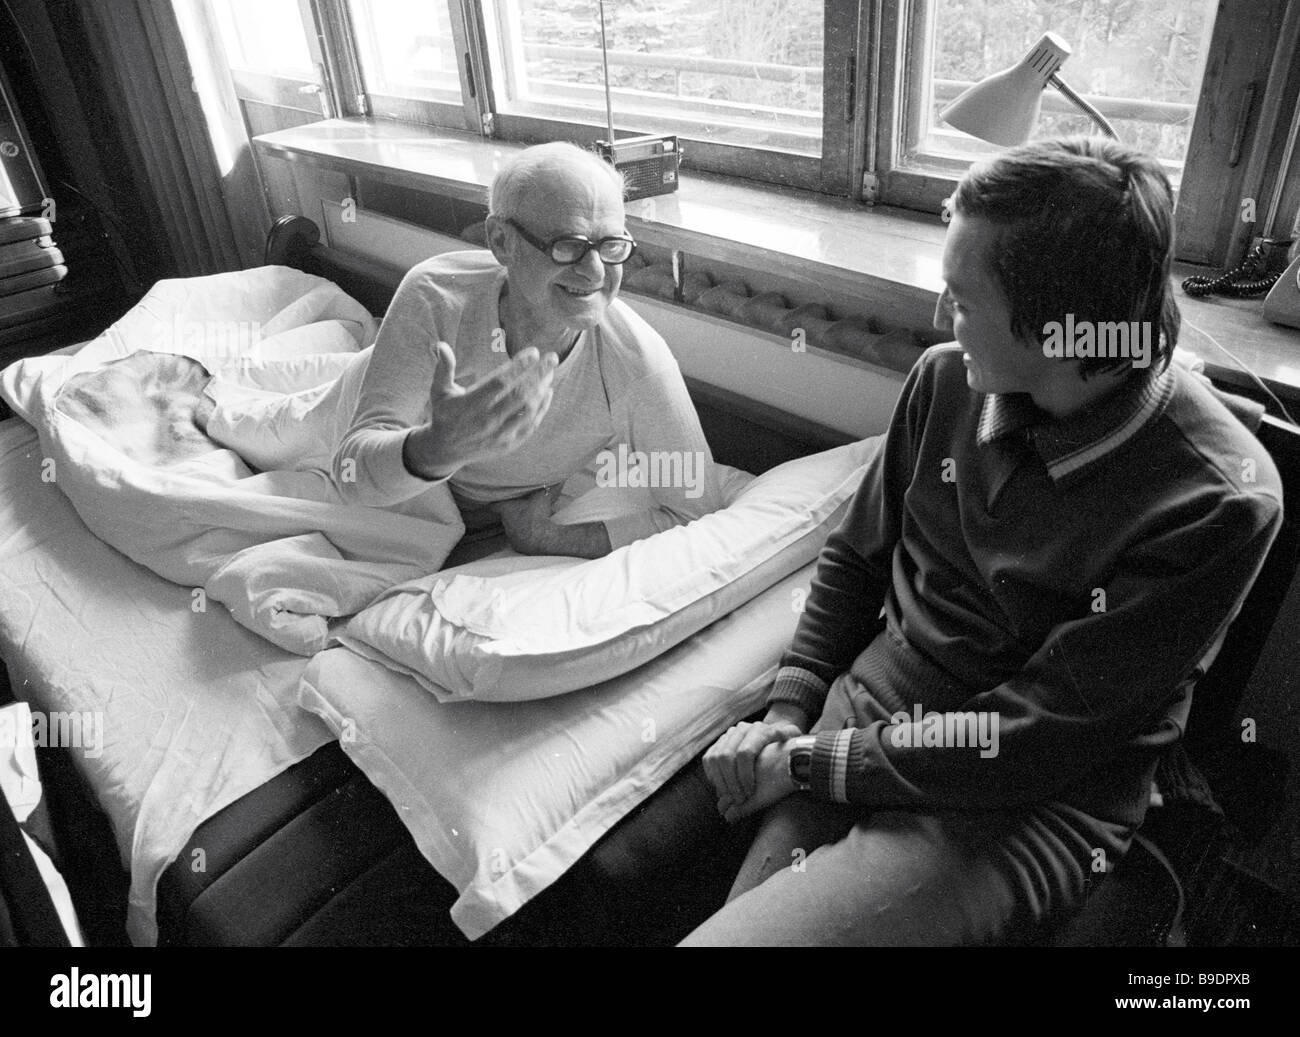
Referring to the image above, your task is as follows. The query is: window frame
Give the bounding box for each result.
[322,0,485,132]
[310,0,859,194]
[213,0,334,116]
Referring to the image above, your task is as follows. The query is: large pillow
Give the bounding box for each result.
[339,435,882,701]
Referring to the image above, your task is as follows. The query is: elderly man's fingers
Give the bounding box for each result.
[529,385,555,426]
[501,379,553,429]
[482,362,555,413]
[428,341,461,400]
[478,347,556,395]
[492,402,548,453]
[457,368,549,440]
[485,381,553,442]
[463,349,537,403]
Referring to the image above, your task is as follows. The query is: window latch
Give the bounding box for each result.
[845,54,856,121]
[861,172,880,205]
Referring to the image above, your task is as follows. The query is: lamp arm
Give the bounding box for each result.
[1048,73,1119,139]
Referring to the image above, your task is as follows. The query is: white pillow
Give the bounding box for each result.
[339,436,882,701]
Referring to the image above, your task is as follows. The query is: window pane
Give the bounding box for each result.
[349,0,463,103]
[483,0,824,157]
[917,0,1218,174]
[210,0,314,78]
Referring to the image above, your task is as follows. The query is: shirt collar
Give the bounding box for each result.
[977,365,1175,482]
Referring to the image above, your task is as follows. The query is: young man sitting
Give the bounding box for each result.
[686,136,1284,946]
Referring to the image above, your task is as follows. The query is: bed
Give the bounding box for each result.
[0,215,865,946]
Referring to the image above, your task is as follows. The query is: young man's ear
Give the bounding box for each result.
[484,215,511,265]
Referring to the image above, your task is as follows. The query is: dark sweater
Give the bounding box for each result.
[769,344,1283,822]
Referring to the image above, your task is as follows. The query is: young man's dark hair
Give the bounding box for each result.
[951,135,1179,379]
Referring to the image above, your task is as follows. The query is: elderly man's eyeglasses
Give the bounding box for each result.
[506,219,637,266]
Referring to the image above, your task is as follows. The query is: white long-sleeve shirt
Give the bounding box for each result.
[332,250,723,548]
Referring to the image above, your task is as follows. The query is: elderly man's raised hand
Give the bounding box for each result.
[404,341,557,479]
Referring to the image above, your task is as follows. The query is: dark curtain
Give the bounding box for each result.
[73,0,267,276]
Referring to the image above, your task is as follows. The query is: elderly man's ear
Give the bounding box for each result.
[484,215,511,265]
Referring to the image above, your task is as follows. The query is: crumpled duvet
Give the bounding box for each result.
[0,266,465,654]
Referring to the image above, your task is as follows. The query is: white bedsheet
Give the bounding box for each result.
[0,417,334,945]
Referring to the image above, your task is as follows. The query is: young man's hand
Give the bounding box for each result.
[715,741,796,823]
[703,707,806,807]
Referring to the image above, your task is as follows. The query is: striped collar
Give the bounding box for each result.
[976,365,1175,482]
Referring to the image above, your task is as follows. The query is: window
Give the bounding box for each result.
[210,0,1300,267]
[349,0,463,105]
[302,0,855,191]
[871,0,1296,266]
[480,0,824,158]
[209,0,328,114]
[912,0,1219,177]
[211,0,315,78]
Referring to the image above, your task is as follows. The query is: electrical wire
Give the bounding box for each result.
[1181,313,1300,429]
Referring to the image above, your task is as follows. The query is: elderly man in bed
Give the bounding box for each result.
[687,136,1283,946]
[200,142,721,557]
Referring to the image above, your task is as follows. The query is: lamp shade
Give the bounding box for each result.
[940,33,1071,146]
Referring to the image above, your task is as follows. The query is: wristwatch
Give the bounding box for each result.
[786,735,817,791]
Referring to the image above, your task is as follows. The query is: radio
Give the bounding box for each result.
[594,134,682,201]
[591,0,683,202]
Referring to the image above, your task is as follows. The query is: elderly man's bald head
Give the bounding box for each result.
[488,142,625,224]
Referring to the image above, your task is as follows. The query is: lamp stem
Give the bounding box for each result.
[1048,73,1119,139]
